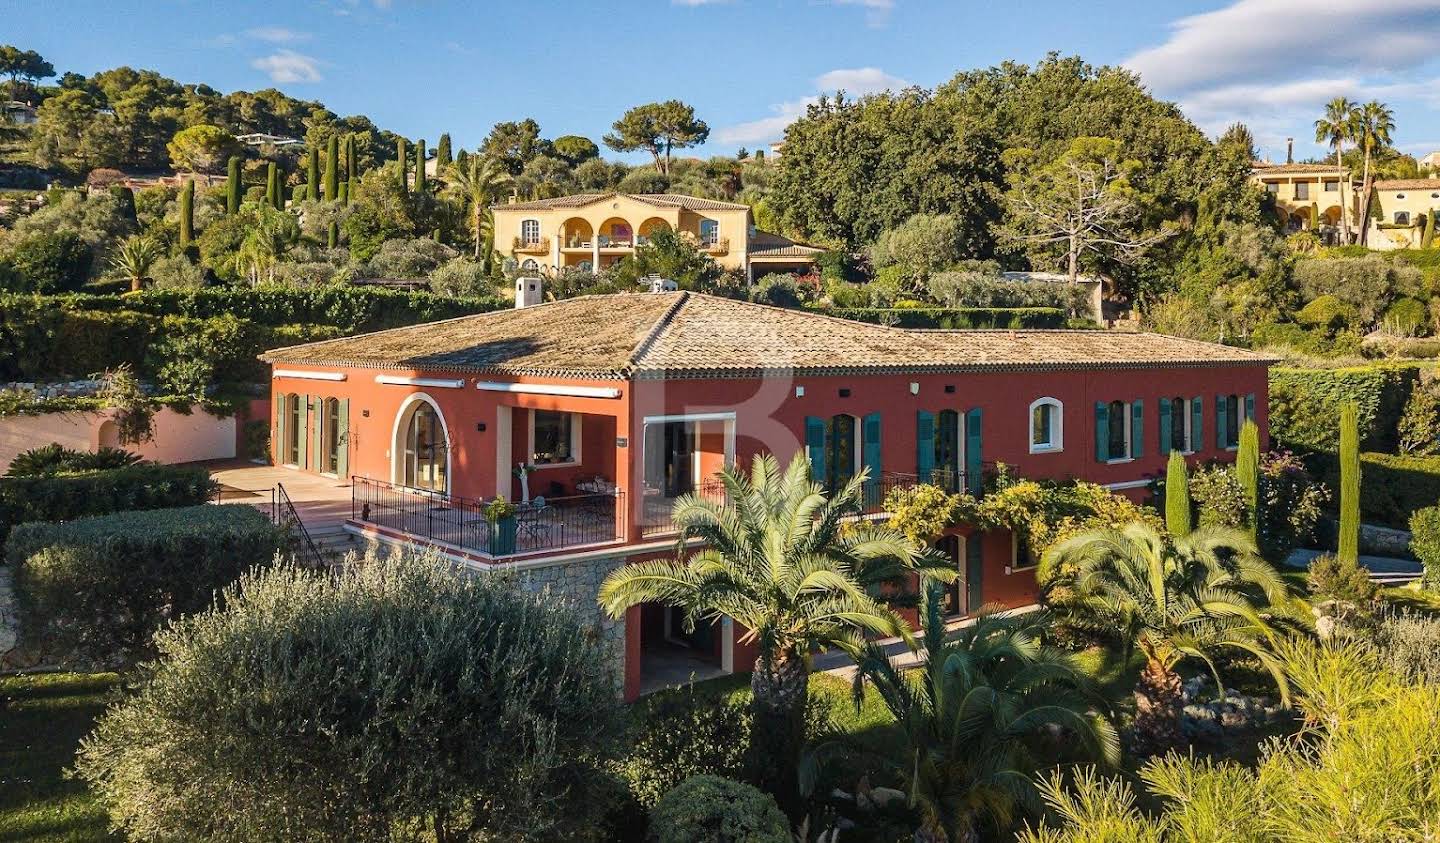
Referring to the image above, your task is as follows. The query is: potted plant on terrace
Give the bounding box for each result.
[484,496,518,556]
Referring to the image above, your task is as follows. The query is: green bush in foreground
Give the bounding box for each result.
[74,552,625,842]
[650,775,791,843]
[4,443,141,477]
[8,504,283,661]
[1410,505,1440,586]
[0,462,214,546]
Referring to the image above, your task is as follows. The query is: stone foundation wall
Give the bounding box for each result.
[508,554,629,687]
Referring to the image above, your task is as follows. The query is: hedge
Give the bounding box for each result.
[1269,363,1426,453]
[0,462,215,546]
[1308,451,1440,529]
[822,306,1070,329]
[7,504,284,661]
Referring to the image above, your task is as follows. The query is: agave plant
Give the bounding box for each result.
[1040,522,1292,749]
[599,453,952,814]
[845,598,1119,843]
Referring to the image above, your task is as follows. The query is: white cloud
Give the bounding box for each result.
[245,26,310,44]
[251,50,324,84]
[716,66,909,145]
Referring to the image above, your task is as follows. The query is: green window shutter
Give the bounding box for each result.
[1130,400,1143,460]
[337,399,350,478]
[965,533,983,614]
[1245,393,1256,425]
[1191,396,1203,453]
[916,411,935,481]
[1094,402,1109,462]
[862,412,882,487]
[1216,395,1229,450]
[804,417,826,484]
[1158,397,1172,456]
[964,408,982,496]
[308,396,321,470]
[274,393,286,465]
[297,394,310,469]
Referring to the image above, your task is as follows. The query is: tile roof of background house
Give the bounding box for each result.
[262,292,1275,379]
[1372,179,1440,191]
[1250,162,1348,175]
[493,192,750,212]
[747,230,825,257]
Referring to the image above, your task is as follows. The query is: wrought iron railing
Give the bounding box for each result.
[272,482,325,569]
[351,476,625,558]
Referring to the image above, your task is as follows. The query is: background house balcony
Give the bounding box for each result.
[703,236,729,256]
[351,477,624,559]
[513,236,550,254]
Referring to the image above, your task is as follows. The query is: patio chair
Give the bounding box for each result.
[516,496,552,545]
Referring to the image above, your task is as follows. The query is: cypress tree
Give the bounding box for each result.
[436,133,452,170]
[1339,403,1361,564]
[109,185,136,222]
[327,220,339,249]
[455,148,470,171]
[226,156,242,214]
[344,135,355,205]
[265,161,278,208]
[306,146,320,201]
[339,182,349,204]
[324,135,340,202]
[397,137,408,193]
[179,179,195,246]
[1237,419,1260,540]
[1165,450,1191,538]
[415,138,426,194]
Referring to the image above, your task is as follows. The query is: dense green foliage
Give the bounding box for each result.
[0,461,213,546]
[1338,403,1361,564]
[8,504,283,661]
[0,230,93,292]
[824,306,1069,329]
[1186,452,1328,561]
[74,552,625,841]
[1268,364,1424,452]
[1410,506,1440,585]
[1164,451,1191,537]
[649,776,790,843]
[4,443,141,477]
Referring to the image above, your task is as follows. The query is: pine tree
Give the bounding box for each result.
[1165,450,1191,537]
[265,161,278,208]
[397,137,408,193]
[226,156,242,214]
[1339,403,1361,564]
[325,134,340,202]
[1237,419,1260,539]
[415,138,427,194]
[436,133,452,170]
[327,220,339,249]
[306,146,320,201]
[179,179,195,247]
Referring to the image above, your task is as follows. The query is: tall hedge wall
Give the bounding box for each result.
[824,307,1071,329]
[1306,451,1440,529]
[0,463,215,546]
[1268,363,1426,453]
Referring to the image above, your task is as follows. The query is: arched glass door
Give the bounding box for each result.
[403,403,447,491]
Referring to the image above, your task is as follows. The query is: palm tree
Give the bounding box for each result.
[448,155,512,265]
[599,453,953,815]
[1355,100,1395,246]
[1314,97,1358,243]
[847,600,1119,843]
[236,206,299,284]
[1039,522,1291,750]
[110,235,163,292]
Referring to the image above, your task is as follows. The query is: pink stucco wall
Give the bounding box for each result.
[0,406,237,471]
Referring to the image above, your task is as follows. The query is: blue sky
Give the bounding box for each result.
[9,0,1440,163]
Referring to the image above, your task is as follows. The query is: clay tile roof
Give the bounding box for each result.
[493,192,750,213]
[1373,179,1440,191]
[1251,162,1348,175]
[747,230,825,258]
[263,292,1275,379]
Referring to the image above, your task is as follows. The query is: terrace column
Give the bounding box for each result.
[552,226,562,272]
[592,237,600,273]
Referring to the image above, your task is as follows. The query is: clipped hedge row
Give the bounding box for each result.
[32,285,505,332]
[8,504,284,661]
[0,462,215,546]
[822,306,1070,329]
[1269,363,1426,453]
[1307,451,1440,529]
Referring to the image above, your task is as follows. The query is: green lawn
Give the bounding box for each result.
[0,672,119,843]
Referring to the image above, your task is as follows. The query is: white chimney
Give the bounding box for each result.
[645,275,678,293]
[515,276,542,309]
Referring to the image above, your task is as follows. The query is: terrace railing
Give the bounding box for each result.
[351,476,624,559]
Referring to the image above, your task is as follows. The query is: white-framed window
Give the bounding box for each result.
[1105,399,1132,463]
[530,410,580,467]
[1029,397,1063,453]
[1167,396,1193,455]
[520,258,539,272]
[1294,182,1309,200]
[520,218,541,245]
[282,393,302,467]
[699,218,719,245]
[1264,182,1280,195]
[1324,179,1339,192]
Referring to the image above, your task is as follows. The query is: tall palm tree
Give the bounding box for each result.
[1314,97,1358,243]
[599,453,953,815]
[1039,522,1291,750]
[448,155,512,265]
[110,235,163,292]
[847,600,1119,843]
[236,206,299,284]
[1355,100,1395,246]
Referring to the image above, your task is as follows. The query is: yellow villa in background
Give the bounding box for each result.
[1249,162,1355,239]
[490,192,822,282]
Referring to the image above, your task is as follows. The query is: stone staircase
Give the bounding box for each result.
[305,522,364,563]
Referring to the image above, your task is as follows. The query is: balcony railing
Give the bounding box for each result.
[703,236,729,256]
[513,236,550,254]
[638,470,978,538]
[352,477,624,559]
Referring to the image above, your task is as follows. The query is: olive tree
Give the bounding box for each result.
[76,551,626,842]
